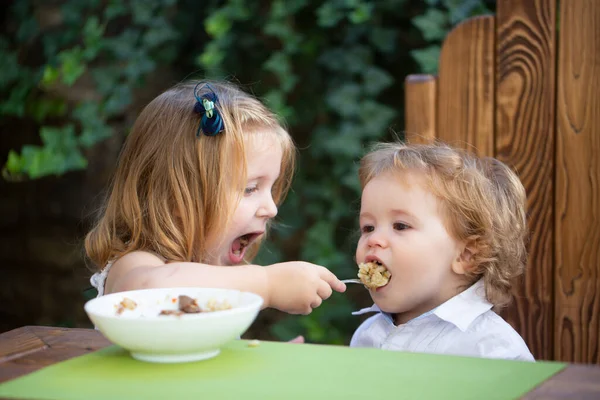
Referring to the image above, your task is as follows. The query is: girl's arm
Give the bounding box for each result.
[105,251,345,315]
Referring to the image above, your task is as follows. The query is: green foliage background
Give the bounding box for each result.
[1,0,493,344]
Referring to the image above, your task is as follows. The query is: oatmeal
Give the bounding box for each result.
[115,294,233,316]
[116,297,137,315]
[358,261,391,289]
[158,295,232,316]
[204,298,232,312]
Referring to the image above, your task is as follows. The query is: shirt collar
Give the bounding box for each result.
[351,279,492,331]
[432,279,492,332]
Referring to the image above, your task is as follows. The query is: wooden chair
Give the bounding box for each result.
[404,0,599,363]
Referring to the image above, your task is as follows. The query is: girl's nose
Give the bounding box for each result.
[257,194,278,219]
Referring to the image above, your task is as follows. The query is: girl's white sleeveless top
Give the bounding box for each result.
[90,263,113,297]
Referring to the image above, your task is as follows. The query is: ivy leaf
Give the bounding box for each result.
[316,3,344,27]
[205,10,232,38]
[40,125,77,151]
[263,52,297,93]
[82,17,105,60]
[341,162,361,192]
[131,0,153,25]
[358,101,396,134]
[0,40,22,89]
[29,98,68,122]
[326,83,361,117]
[411,45,441,74]
[105,29,141,60]
[123,51,156,82]
[4,151,24,175]
[103,84,132,116]
[198,41,225,69]
[443,0,489,24]
[320,46,371,74]
[143,21,178,48]
[363,66,394,95]
[91,66,120,95]
[41,65,60,87]
[262,90,293,121]
[58,48,86,86]
[104,1,128,21]
[16,125,88,179]
[0,80,32,117]
[349,3,373,24]
[369,27,397,54]
[16,16,38,42]
[412,8,449,41]
[73,102,113,147]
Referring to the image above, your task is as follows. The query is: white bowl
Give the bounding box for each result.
[84,287,263,363]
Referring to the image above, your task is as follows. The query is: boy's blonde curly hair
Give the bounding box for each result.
[359,141,528,308]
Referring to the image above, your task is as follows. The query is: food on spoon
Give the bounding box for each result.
[358,261,391,289]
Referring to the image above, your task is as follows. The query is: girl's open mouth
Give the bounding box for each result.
[229,232,261,264]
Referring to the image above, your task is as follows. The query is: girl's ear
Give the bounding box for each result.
[451,241,478,275]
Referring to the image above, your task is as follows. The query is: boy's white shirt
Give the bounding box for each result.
[350,279,535,361]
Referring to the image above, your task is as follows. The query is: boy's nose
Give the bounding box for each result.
[367,231,388,248]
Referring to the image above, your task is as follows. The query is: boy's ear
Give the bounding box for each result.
[451,241,478,275]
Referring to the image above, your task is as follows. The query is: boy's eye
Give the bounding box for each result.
[361,225,374,233]
[393,222,410,231]
[244,186,259,195]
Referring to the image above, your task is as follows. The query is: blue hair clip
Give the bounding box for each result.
[193,83,224,137]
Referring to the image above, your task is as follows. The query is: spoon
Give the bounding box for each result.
[341,279,363,284]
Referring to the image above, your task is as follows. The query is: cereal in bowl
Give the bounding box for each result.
[116,297,137,315]
[158,295,232,316]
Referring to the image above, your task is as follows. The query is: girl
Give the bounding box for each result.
[350,142,534,361]
[86,80,345,316]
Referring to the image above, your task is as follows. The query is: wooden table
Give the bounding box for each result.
[1,326,600,399]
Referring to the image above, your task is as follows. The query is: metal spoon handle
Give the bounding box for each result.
[341,279,362,284]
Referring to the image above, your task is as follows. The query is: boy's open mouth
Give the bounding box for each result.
[358,260,392,290]
[229,232,262,264]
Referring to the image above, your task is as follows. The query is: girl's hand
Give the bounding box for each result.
[264,261,346,314]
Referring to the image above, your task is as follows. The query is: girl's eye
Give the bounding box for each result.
[244,186,259,195]
[393,222,410,231]
[361,225,374,234]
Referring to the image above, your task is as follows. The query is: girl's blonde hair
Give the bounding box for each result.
[85,80,295,268]
[359,141,527,308]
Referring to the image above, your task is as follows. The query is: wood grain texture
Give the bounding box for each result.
[404,74,436,144]
[523,364,600,399]
[495,0,557,361]
[437,15,495,157]
[0,326,46,362]
[554,0,600,364]
[0,326,111,384]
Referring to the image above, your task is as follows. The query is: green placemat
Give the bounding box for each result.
[0,340,564,400]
